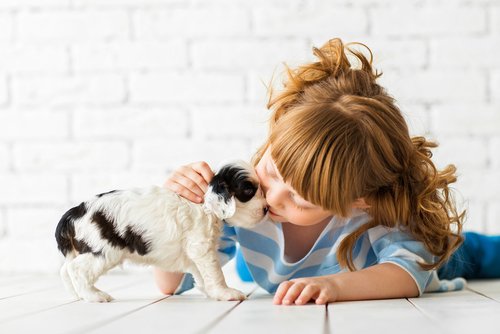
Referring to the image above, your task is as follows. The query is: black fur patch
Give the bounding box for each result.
[96,190,120,198]
[210,165,257,203]
[55,202,87,256]
[91,210,150,255]
[74,239,102,256]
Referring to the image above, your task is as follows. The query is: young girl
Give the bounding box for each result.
[154,38,500,305]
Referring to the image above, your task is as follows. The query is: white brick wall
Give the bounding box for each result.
[1,0,499,273]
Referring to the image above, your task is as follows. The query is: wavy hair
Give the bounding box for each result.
[251,38,465,271]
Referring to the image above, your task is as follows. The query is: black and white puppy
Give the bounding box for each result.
[55,160,268,303]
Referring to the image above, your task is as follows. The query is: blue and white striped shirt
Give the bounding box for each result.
[176,209,466,295]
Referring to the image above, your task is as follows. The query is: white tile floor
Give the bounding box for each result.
[0,272,499,334]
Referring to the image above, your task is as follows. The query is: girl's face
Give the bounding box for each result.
[255,147,335,226]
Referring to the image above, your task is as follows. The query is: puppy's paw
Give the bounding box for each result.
[81,290,114,303]
[208,288,247,301]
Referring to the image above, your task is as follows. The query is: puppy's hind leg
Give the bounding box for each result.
[60,254,79,299]
[66,253,119,303]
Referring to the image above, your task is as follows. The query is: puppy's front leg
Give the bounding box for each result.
[186,244,246,301]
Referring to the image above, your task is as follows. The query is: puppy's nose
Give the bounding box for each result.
[263,206,269,215]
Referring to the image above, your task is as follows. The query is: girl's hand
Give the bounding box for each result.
[163,161,214,204]
[273,276,339,305]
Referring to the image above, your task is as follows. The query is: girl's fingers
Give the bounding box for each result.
[273,281,294,305]
[165,180,203,203]
[282,282,305,305]
[190,161,214,190]
[315,291,329,305]
[176,168,208,197]
[295,285,319,305]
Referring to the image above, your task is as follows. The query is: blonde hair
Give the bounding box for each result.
[252,38,465,272]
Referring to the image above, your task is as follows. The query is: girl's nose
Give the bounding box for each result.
[262,184,286,209]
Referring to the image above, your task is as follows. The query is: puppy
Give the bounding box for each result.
[55,160,268,302]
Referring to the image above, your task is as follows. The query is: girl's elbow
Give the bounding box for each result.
[153,268,183,295]
[158,286,176,295]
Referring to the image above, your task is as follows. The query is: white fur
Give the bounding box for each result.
[58,160,268,302]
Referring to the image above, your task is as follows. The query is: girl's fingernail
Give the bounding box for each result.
[197,197,202,202]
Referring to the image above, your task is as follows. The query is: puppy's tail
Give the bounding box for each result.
[55,202,87,257]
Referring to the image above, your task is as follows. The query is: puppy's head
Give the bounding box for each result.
[203,160,268,228]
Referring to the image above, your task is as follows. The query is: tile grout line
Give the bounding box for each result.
[194,286,260,334]
[323,303,330,334]
[69,295,172,334]
[405,297,446,333]
[466,286,500,303]
[0,277,149,324]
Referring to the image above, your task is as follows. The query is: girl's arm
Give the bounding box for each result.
[153,268,184,295]
[273,262,419,305]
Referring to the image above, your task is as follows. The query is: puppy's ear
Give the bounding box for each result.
[203,178,236,219]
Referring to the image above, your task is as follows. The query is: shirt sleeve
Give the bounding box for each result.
[175,223,238,295]
[367,225,436,296]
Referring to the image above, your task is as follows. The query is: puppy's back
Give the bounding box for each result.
[55,186,201,259]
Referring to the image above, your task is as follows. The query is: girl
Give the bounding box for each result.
[154,38,500,305]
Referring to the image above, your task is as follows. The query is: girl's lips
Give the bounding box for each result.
[268,208,280,216]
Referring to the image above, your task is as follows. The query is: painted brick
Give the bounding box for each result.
[73,0,181,7]
[398,103,430,137]
[461,201,486,233]
[431,37,500,69]
[0,0,70,7]
[0,13,14,42]
[430,104,500,135]
[134,8,250,39]
[72,40,188,72]
[452,168,500,203]
[372,5,485,36]
[71,172,164,202]
[0,144,9,171]
[129,73,244,103]
[0,75,7,105]
[492,7,500,36]
[351,38,428,70]
[13,141,129,172]
[254,7,367,37]
[132,139,250,173]
[0,173,67,205]
[192,39,309,70]
[0,209,5,238]
[191,104,269,140]
[491,136,500,168]
[379,70,486,104]
[73,106,189,139]
[0,238,62,273]
[0,110,69,140]
[486,203,500,234]
[190,0,304,8]
[492,70,500,103]
[431,136,489,170]
[12,74,126,106]
[17,10,129,43]
[0,45,68,74]
[6,206,65,240]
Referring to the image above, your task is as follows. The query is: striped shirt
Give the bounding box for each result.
[176,208,466,295]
